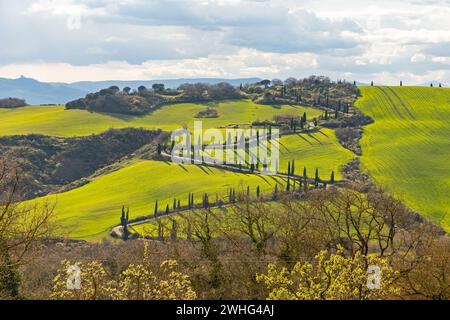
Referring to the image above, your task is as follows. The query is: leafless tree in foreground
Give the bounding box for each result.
[0,159,55,299]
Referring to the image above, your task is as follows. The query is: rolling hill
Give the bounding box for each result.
[357,86,450,231]
[28,160,285,240]
[0,100,321,137]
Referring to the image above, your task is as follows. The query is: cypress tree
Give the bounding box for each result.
[247,185,250,197]
[291,160,295,176]
[173,198,177,211]
[165,204,170,215]
[330,171,335,184]
[157,143,162,155]
[256,186,260,198]
[120,206,125,227]
[191,193,194,208]
[177,200,181,210]
[203,193,209,208]
[303,166,307,180]
[154,201,158,216]
[287,161,291,176]
[286,176,291,192]
[315,168,319,188]
[171,218,177,240]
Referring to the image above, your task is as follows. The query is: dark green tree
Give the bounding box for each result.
[314,168,320,188]
[0,253,20,299]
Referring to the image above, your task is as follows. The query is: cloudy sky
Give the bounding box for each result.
[1,0,450,84]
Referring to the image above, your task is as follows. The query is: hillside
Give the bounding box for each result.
[0,128,164,199]
[0,100,321,137]
[27,160,285,240]
[357,86,450,231]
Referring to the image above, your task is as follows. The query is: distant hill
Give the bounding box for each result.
[0,76,86,105]
[0,76,261,105]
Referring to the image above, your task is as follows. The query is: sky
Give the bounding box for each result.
[1,0,450,84]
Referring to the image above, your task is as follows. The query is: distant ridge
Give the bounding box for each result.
[0,76,86,105]
[0,76,262,105]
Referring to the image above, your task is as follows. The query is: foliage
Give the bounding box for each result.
[257,246,399,300]
[50,242,196,300]
[0,98,27,108]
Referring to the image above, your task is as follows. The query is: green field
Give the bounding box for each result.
[278,129,354,180]
[4,98,357,241]
[0,100,320,137]
[357,86,450,231]
[28,160,284,240]
[24,127,353,241]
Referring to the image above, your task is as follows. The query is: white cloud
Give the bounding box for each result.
[411,53,427,63]
[0,49,319,82]
[0,0,450,84]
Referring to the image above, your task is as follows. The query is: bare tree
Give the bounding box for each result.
[0,159,55,298]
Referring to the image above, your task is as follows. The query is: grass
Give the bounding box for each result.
[357,86,450,231]
[5,98,355,240]
[28,160,285,240]
[24,127,352,241]
[278,129,354,180]
[0,100,321,137]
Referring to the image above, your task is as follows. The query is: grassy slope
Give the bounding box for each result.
[279,129,354,180]
[6,99,355,240]
[357,86,450,231]
[26,128,352,241]
[0,100,321,137]
[29,160,284,240]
